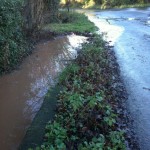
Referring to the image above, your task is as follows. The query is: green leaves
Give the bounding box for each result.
[79,135,105,150]
[59,64,80,84]
[109,131,126,149]
[0,0,28,73]
[68,92,84,111]
[45,121,68,149]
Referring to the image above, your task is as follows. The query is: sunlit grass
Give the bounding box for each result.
[82,0,95,9]
[42,12,97,34]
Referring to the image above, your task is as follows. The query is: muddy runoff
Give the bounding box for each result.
[0,34,87,150]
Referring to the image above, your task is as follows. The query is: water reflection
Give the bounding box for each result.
[0,34,86,150]
[86,13,124,45]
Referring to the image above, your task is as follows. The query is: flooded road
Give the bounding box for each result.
[0,34,86,150]
[83,7,150,149]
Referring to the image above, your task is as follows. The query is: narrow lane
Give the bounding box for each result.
[84,8,150,150]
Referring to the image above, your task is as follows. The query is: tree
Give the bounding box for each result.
[24,0,59,31]
[24,0,45,30]
[66,0,71,12]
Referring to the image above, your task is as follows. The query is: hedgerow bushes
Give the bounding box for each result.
[0,0,28,74]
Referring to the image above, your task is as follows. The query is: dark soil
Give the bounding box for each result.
[105,42,140,150]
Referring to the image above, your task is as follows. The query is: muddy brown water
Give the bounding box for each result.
[0,34,87,150]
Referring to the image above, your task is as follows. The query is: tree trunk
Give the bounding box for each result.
[24,0,45,31]
[66,0,70,12]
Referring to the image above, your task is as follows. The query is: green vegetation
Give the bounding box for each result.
[0,0,61,75]
[115,3,150,9]
[60,0,150,9]
[100,0,150,9]
[42,11,96,34]
[86,3,150,9]
[0,0,29,74]
[33,35,126,150]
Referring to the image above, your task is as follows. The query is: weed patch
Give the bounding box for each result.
[32,35,126,149]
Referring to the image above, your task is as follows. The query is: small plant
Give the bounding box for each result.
[59,63,80,84]
[44,121,67,149]
[79,135,105,149]
[109,131,126,149]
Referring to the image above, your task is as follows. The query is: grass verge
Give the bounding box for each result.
[0,0,30,75]
[30,35,126,150]
[42,11,96,34]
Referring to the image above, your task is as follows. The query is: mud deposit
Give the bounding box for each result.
[0,34,86,150]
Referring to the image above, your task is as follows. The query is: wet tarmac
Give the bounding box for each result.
[84,7,150,150]
[0,34,86,150]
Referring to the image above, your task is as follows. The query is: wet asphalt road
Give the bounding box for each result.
[84,8,150,150]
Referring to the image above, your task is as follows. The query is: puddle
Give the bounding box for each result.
[128,17,135,21]
[0,34,87,150]
[146,20,150,25]
[86,14,124,45]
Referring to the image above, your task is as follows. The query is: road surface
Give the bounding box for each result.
[84,7,150,150]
